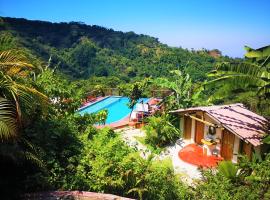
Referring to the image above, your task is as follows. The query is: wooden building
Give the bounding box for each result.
[171,104,269,162]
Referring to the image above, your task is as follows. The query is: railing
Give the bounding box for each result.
[85,88,172,98]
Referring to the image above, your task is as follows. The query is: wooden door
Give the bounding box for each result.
[184,116,192,139]
[221,130,235,160]
[195,116,204,145]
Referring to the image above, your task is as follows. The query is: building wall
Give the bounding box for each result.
[202,115,243,162]
[232,136,240,163]
[191,117,196,143]
[179,116,184,133]
[203,114,223,156]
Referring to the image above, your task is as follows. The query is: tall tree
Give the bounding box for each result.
[128,83,143,120]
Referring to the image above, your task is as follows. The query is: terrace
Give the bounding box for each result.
[117,128,210,184]
[178,143,223,168]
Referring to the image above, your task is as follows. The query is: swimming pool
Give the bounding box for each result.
[78,96,149,124]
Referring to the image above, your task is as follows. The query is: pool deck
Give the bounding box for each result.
[83,97,162,129]
[79,96,107,111]
[79,96,134,129]
[95,115,133,129]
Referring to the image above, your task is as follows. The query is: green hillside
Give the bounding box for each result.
[0,17,233,80]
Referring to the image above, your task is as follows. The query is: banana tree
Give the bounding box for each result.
[152,70,201,110]
[244,45,270,66]
[207,45,270,98]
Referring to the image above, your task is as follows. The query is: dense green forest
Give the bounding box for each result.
[0,17,233,81]
[0,17,269,200]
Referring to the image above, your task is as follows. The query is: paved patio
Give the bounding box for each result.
[178,143,223,168]
[116,127,151,158]
[117,128,203,184]
[171,140,203,184]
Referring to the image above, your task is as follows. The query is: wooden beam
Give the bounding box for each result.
[185,114,220,128]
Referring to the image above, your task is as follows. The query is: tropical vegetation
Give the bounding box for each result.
[144,114,181,148]
[195,155,270,200]
[0,17,269,200]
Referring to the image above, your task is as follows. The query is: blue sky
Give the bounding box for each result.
[0,0,269,57]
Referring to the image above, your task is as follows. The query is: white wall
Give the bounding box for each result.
[179,116,184,133]
[215,128,222,156]
[204,124,208,138]
[191,118,195,143]
[232,136,240,163]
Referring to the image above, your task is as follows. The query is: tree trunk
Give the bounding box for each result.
[129,106,134,121]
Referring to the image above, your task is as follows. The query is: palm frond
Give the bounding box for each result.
[12,136,43,166]
[257,83,270,96]
[260,55,270,68]
[245,45,270,59]
[206,74,266,89]
[215,62,268,78]
[0,98,18,140]
[23,151,45,169]
[0,72,48,118]
[0,139,45,169]
[207,60,270,98]
[218,161,238,180]
[16,83,48,108]
[0,50,34,76]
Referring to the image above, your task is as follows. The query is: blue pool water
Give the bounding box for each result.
[78,96,149,124]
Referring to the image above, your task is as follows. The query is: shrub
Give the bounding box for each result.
[144,114,181,148]
[71,128,192,199]
[195,155,270,200]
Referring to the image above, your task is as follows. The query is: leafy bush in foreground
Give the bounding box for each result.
[144,114,181,148]
[195,155,270,200]
[70,128,192,200]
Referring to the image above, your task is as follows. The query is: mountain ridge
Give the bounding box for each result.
[0,16,232,80]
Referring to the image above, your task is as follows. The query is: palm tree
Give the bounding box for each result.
[207,45,270,98]
[0,37,47,191]
[206,46,270,142]
[0,97,17,140]
[0,50,34,76]
[0,49,47,140]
